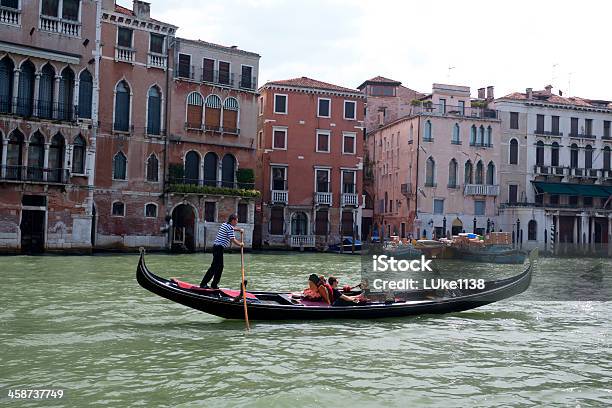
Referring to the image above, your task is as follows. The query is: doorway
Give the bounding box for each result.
[20,210,45,253]
[171,204,196,252]
[451,217,463,236]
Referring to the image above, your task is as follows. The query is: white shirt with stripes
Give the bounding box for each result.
[213,223,236,248]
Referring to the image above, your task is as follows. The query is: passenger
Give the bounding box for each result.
[318,275,333,305]
[303,274,322,300]
[328,276,361,306]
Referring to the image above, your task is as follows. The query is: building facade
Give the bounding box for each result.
[165,38,259,251]
[493,86,612,251]
[0,0,99,253]
[370,83,501,240]
[256,77,365,249]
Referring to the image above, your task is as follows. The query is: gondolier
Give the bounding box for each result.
[200,214,244,289]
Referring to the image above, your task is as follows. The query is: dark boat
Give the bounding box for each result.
[455,245,527,264]
[136,249,536,320]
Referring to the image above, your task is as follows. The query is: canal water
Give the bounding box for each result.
[1,252,610,407]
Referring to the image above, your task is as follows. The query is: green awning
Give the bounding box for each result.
[532,182,612,197]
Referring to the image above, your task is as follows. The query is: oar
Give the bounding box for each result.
[240,241,250,331]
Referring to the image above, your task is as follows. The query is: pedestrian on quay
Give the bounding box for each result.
[200,214,244,289]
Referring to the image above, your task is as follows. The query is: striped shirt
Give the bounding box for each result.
[213,223,236,248]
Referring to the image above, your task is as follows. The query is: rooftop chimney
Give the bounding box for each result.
[133,0,151,19]
[478,88,486,99]
[544,84,553,94]
[486,86,494,100]
[526,88,533,99]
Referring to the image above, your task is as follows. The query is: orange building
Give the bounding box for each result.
[256,77,365,249]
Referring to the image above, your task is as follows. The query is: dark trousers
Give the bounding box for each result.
[200,244,224,288]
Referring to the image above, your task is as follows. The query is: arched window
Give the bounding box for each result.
[186,92,203,129]
[203,152,218,186]
[205,94,222,131]
[184,151,200,184]
[448,159,457,187]
[7,130,24,179]
[291,212,308,235]
[0,56,15,114]
[112,201,125,217]
[147,86,161,135]
[223,97,239,133]
[78,70,93,118]
[424,120,432,141]
[72,135,86,174]
[486,126,492,146]
[28,131,45,181]
[584,145,593,169]
[570,143,579,168]
[477,125,484,145]
[38,63,55,119]
[221,154,236,188]
[509,139,518,164]
[536,140,544,165]
[17,60,35,117]
[425,157,435,186]
[452,123,460,143]
[59,67,75,120]
[146,154,159,182]
[470,125,476,145]
[464,160,473,184]
[48,133,65,182]
[145,203,157,218]
[113,151,127,180]
[551,142,559,167]
[475,160,484,184]
[114,80,130,131]
[528,220,537,241]
[604,146,611,170]
[486,161,495,185]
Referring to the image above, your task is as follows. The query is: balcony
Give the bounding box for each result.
[39,15,81,37]
[315,192,332,206]
[602,169,612,179]
[290,235,315,248]
[469,142,493,148]
[0,5,20,26]
[569,132,597,140]
[115,46,135,63]
[567,167,598,178]
[271,190,288,204]
[169,178,254,190]
[534,165,550,175]
[534,129,563,137]
[239,75,257,90]
[201,69,235,87]
[2,97,78,121]
[551,166,566,176]
[464,184,500,196]
[341,193,358,206]
[147,53,167,69]
[1,166,69,184]
[412,103,498,119]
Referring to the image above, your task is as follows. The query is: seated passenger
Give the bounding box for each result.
[303,274,322,300]
[328,276,361,306]
[318,275,333,305]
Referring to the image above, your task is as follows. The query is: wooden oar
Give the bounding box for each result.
[240,241,250,331]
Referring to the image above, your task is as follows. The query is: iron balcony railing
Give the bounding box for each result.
[239,74,257,90]
[469,141,493,148]
[413,103,499,119]
[113,123,134,133]
[201,69,235,87]
[569,132,596,139]
[0,97,79,121]
[168,177,254,190]
[534,129,563,136]
[1,165,69,183]
[464,184,500,196]
[175,66,257,91]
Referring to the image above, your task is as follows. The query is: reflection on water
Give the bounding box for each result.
[0,252,610,407]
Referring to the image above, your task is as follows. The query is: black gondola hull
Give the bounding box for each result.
[136,252,534,320]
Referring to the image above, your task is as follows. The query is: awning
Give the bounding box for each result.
[532,181,612,197]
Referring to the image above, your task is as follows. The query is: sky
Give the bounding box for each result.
[119,0,612,100]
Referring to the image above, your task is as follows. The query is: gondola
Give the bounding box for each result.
[136,249,536,320]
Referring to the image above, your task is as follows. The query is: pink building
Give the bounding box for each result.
[370,84,501,239]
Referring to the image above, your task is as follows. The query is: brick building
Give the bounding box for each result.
[165,38,259,251]
[0,0,99,253]
[256,77,365,249]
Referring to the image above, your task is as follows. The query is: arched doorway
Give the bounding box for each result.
[451,217,463,236]
[171,204,196,252]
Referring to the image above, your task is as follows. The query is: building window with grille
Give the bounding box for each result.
[204,202,216,222]
[112,201,125,217]
[238,203,248,223]
[204,94,221,131]
[186,92,203,129]
[145,203,157,218]
[222,97,239,133]
[146,154,159,182]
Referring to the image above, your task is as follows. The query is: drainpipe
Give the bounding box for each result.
[162,36,174,250]
[414,116,421,237]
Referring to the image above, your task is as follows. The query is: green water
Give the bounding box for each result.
[0,252,610,407]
